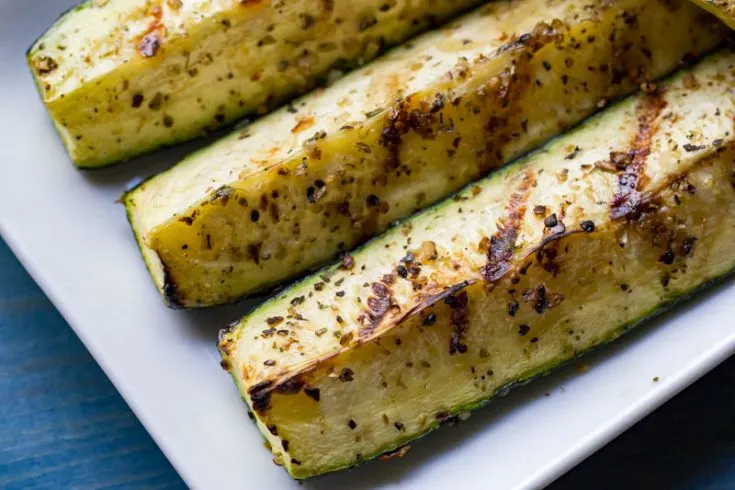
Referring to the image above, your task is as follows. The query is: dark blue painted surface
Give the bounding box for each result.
[0,236,732,489]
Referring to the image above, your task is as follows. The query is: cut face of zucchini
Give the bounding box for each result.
[689,0,735,28]
[126,0,724,308]
[219,51,735,479]
[28,0,481,168]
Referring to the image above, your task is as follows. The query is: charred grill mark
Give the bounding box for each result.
[481,170,536,282]
[360,282,395,338]
[245,138,732,415]
[161,262,185,309]
[479,21,565,175]
[496,20,565,56]
[610,94,668,219]
[249,380,274,412]
[436,411,462,426]
[380,99,437,171]
[399,281,475,322]
[277,377,306,395]
[248,376,308,414]
[447,291,469,355]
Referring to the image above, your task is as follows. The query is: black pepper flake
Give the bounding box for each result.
[544,214,558,228]
[339,368,354,382]
[306,186,317,203]
[131,93,144,108]
[290,296,305,306]
[267,425,278,435]
[565,146,581,159]
[261,328,276,337]
[682,143,705,152]
[580,220,595,233]
[250,209,260,222]
[423,312,437,326]
[518,324,530,336]
[336,291,345,297]
[681,237,697,255]
[304,387,321,402]
[282,440,289,451]
[264,359,276,366]
[661,274,671,287]
[314,282,325,291]
[658,251,675,265]
[340,254,355,270]
[299,13,316,29]
[530,337,539,343]
[394,422,405,431]
[396,265,408,278]
[507,301,519,317]
[366,194,380,207]
[266,316,284,326]
[348,419,357,430]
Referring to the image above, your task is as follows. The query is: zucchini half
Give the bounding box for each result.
[690,0,735,28]
[28,0,481,168]
[219,51,735,479]
[126,0,724,308]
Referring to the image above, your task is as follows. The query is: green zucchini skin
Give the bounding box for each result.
[126,0,725,308]
[28,0,482,168]
[219,51,735,479]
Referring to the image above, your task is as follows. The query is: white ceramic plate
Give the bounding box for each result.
[2,2,735,489]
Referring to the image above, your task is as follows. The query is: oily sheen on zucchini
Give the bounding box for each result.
[690,0,735,28]
[219,51,735,479]
[126,0,724,308]
[28,0,480,168]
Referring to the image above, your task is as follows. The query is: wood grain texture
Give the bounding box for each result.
[0,233,732,489]
[0,239,184,489]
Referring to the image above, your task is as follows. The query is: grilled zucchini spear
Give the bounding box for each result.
[219,51,735,479]
[690,0,735,28]
[126,0,723,308]
[28,0,482,168]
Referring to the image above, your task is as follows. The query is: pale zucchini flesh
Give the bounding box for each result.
[28,0,481,168]
[126,0,724,308]
[219,51,735,479]
[690,0,735,29]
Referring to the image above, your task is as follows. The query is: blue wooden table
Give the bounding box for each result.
[0,235,733,489]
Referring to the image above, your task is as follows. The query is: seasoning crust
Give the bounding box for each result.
[219,51,735,478]
[126,0,724,307]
